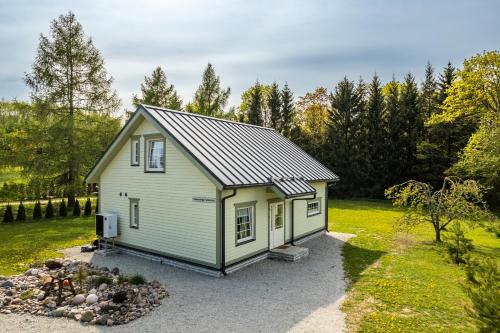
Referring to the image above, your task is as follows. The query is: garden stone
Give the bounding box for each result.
[98,283,108,291]
[86,294,98,304]
[107,319,114,326]
[111,267,119,275]
[72,294,85,305]
[5,289,13,296]
[88,288,97,295]
[3,297,12,305]
[95,314,110,325]
[48,307,65,317]
[1,280,14,288]
[44,259,63,270]
[80,310,94,322]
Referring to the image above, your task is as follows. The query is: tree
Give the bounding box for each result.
[239,83,271,125]
[281,83,295,138]
[267,82,282,130]
[443,222,474,264]
[3,204,14,223]
[132,66,182,110]
[59,199,67,217]
[437,61,455,105]
[33,201,42,220]
[385,177,494,242]
[186,63,230,117]
[16,202,26,221]
[73,199,81,216]
[45,199,54,218]
[247,82,264,126]
[84,198,92,216]
[24,12,120,204]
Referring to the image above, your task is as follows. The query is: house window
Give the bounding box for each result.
[235,203,256,245]
[307,199,321,217]
[145,137,165,172]
[131,137,140,166]
[129,198,139,229]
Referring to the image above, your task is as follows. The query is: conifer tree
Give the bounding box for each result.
[33,201,42,220]
[280,83,295,138]
[437,61,455,104]
[247,82,264,126]
[59,199,67,217]
[84,198,92,216]
[45,199,54,219]
[16,202,26,221]
[186,63,230,117]
[268,82,282,130]
[3,204,14,223]
[132,66,182,110]
[73,199,81,216]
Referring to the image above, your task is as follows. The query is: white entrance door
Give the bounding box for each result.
[269,202,285,249]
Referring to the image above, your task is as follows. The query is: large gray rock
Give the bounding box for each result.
[1,280,14,288]
[80,310,94,322]
[48,307,65,317]
[44,259,62,270]
[86,294,98,304]
[71,294,85,305]
[95,314,109,325]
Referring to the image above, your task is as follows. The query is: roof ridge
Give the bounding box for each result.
[141,104,276,131]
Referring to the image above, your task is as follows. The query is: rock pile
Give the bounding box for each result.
[0,259,168,326]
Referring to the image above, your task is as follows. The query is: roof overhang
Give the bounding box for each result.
[269,177,317,199]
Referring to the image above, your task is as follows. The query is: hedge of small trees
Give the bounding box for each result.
[1,197,97,223]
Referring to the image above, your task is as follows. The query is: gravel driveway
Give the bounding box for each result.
[0,232,354,333]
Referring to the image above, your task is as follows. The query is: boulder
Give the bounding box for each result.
[48,307,65,317]
[95,314,109,325]
[86,294,98,304]
[111,267,119,275]
[72,294,85,305]
[1,280,14,288]
[80,310,94,322]
[98,283,108,291]
[44,259,63,270]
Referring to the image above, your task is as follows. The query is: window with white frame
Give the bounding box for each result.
[130,199,139,228]
[145,137,165,172]
[131,137,140,166]
[307,200,321,217]
[236,205,254,244]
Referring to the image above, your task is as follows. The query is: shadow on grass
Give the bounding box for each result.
[342,241,387,286]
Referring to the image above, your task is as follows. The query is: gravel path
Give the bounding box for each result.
[0,232,355,333]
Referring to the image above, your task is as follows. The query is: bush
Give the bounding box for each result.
[45,199,54,218]
[463,257,500,332]
[443,222,474,264]
[16,202,26,221]
[130,274,146,285]
[117,275,129,285]
[59,199,67,217]
[72,199,81,216]
[93,275,113,287]
[3,204,14,223]
[84,198,92,216]
[33,201,42,220]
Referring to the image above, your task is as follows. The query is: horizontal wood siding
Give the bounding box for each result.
[100,117,217,266]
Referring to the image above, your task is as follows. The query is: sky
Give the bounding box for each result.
[0,0,498,112]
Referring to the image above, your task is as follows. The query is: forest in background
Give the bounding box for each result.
[0,12,498,208]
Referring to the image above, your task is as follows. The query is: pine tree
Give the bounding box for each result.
[132,66,182,110]
[59,199,67,217]
[73,199,81,216]
[437,61,455,104]
[84,198,92,216]
[186,63,230,117]
[247,82,264,126]
[281,83,295,138]
[16,202,26,221]
[3,204,14,223]
[420,62,438,120]
[24,12,120,205]
[33,201,42,220]
[268,82,282,130]
[45,199,54,219]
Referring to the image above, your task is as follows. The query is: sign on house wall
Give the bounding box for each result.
[192,197,216,204]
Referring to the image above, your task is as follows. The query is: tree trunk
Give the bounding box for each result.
[434,223,441,242]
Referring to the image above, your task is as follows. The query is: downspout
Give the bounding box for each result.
[291,193,316,246]
[220,189,237,275]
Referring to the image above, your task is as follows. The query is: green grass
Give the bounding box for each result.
[329,199,499,333]
[0,166,25,184]
[0,216,95,276]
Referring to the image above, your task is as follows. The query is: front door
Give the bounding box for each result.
[269,202,285,249]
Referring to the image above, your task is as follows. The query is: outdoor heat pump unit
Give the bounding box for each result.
[96,213,118,238]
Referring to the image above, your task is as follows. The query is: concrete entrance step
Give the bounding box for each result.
[269,245,309,262]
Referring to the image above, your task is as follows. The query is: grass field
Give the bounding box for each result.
[0,216,95,276]
[329,199,499,333]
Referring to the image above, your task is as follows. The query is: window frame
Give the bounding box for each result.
[129,198,140,229]
[307,198,322,217]
[130,135,141,166]
[143,134,166,173]
[234,201,257,246]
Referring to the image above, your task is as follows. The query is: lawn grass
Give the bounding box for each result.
[329,199,499,333]
[0,216,95,276]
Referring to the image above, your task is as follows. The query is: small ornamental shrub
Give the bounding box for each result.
[117,275,129,285]
[84,198,92,216]
[444,222,474,264]
[45,199,54,218]
[33,201,42,220]
[130,274,146,285]
[72,199,81,216]
[95,199,99,214]
[67,196,75,208]
[59,199,67,217]
[94,275,113,287]
[463,257,500,332]
[16,202,26,221]
[3,204,14,223]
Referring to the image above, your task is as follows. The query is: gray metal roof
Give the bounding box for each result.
[142,105,338,190]
[270,177,317,198]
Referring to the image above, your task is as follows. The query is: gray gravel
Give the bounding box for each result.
[0,232,355,333]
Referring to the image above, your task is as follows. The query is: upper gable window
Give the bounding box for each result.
[145,135,165,172]
[131,136,140,166]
